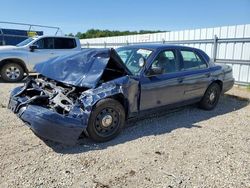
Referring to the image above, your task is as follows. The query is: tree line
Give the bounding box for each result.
[67,29,166,39]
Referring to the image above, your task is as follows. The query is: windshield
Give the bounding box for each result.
[16,38,35,47]
[116,47,153,75]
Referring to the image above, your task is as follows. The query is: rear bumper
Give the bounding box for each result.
[222,78,235,93]
[8,87,88,145]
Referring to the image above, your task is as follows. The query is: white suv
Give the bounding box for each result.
[0,36,82,82]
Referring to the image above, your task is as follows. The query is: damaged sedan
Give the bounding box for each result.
[8,44,234,144]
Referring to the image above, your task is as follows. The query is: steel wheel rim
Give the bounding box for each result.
[94,107,120,137]
[207,88,217,105]
[209,92,215,101]
[5,66,20,80]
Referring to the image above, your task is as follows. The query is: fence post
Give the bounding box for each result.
[104,42,107,48]
[213,35,218,62]
[126,40,129,46]
[87,42,89,48]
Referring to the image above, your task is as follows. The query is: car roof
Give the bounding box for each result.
[118,43,198,51]
[117,43,211,62]
[32,35,77,39]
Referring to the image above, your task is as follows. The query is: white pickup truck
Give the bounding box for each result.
[0,36,82,82]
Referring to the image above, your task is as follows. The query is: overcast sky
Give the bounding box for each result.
[0,0,249,34]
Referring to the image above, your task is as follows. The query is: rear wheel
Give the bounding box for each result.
[0,63,24,82]
[199,83,221,110]
[87,98,125,142]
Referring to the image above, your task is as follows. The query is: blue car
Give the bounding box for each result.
[8,44,234,144]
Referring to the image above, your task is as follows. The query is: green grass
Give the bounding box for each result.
[247,85,250,91]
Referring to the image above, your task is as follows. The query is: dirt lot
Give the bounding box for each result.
[0,81,250,188]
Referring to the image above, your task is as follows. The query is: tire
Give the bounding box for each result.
[0,63,24,82]
[199,83,221,110]
[87,98,125,142]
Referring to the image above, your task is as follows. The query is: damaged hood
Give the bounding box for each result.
[34,48,131,88]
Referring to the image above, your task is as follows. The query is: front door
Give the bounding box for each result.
[140,49,184,111]
[27,37,58,70]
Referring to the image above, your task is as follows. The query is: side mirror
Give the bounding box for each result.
[138,57,146,67]
[29,45,38,52]
[148,66,164,76]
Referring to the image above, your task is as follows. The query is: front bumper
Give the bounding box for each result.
[9,87,88,145]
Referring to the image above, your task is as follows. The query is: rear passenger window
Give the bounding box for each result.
[54,38,76,49]
[181,50,207,70]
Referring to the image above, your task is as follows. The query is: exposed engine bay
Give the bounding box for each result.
[14,76,88,115]
[14,64,126,115]
[15,51,128,115]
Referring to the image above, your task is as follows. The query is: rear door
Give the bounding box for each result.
[53,37,78,57]
[179,49,211,100]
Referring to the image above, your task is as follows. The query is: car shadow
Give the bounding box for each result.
[44,94,249,154]
[0,78,25,84]
[0,74,39,84]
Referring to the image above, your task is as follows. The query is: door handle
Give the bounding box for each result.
[177,77,184,83]
[205,73,211,77]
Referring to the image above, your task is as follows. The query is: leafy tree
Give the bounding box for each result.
[66,33,74,37]
[67,29,166,39]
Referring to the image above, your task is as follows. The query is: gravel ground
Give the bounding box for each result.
[0,81,250,188]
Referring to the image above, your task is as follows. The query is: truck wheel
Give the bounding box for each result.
[199,83,221,110]
[0,63,24,82]
[87,98,125,142]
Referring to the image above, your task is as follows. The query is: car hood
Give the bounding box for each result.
[0,45,18,50]
[34,48,131,88]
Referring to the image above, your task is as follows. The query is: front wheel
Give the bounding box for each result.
[199,83,221,110]
[87,98,125,142]
[0,63,24,82]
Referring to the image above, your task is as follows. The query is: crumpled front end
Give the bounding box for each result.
[8,74,139,144]
[8,77,90,144]
[8,48,139,144]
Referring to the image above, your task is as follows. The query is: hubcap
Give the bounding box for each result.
[101,115,113,127]
[5,66,20,80]
[209,92,215,101]
[95,108,119,136]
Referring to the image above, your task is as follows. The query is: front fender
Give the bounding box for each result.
[0,50,28,69]
[80,82,123,111]
[80,76,139,117]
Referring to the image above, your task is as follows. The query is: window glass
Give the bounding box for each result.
[16,38,34,47]
[151,50,178,74]
[181,50,207,70]
[116,48,153,75]
[54,38,76,49]
[117,49,132,63]
[34,38,54,49]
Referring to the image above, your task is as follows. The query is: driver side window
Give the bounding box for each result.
[33,38,54,49]
[151,50,178,74]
